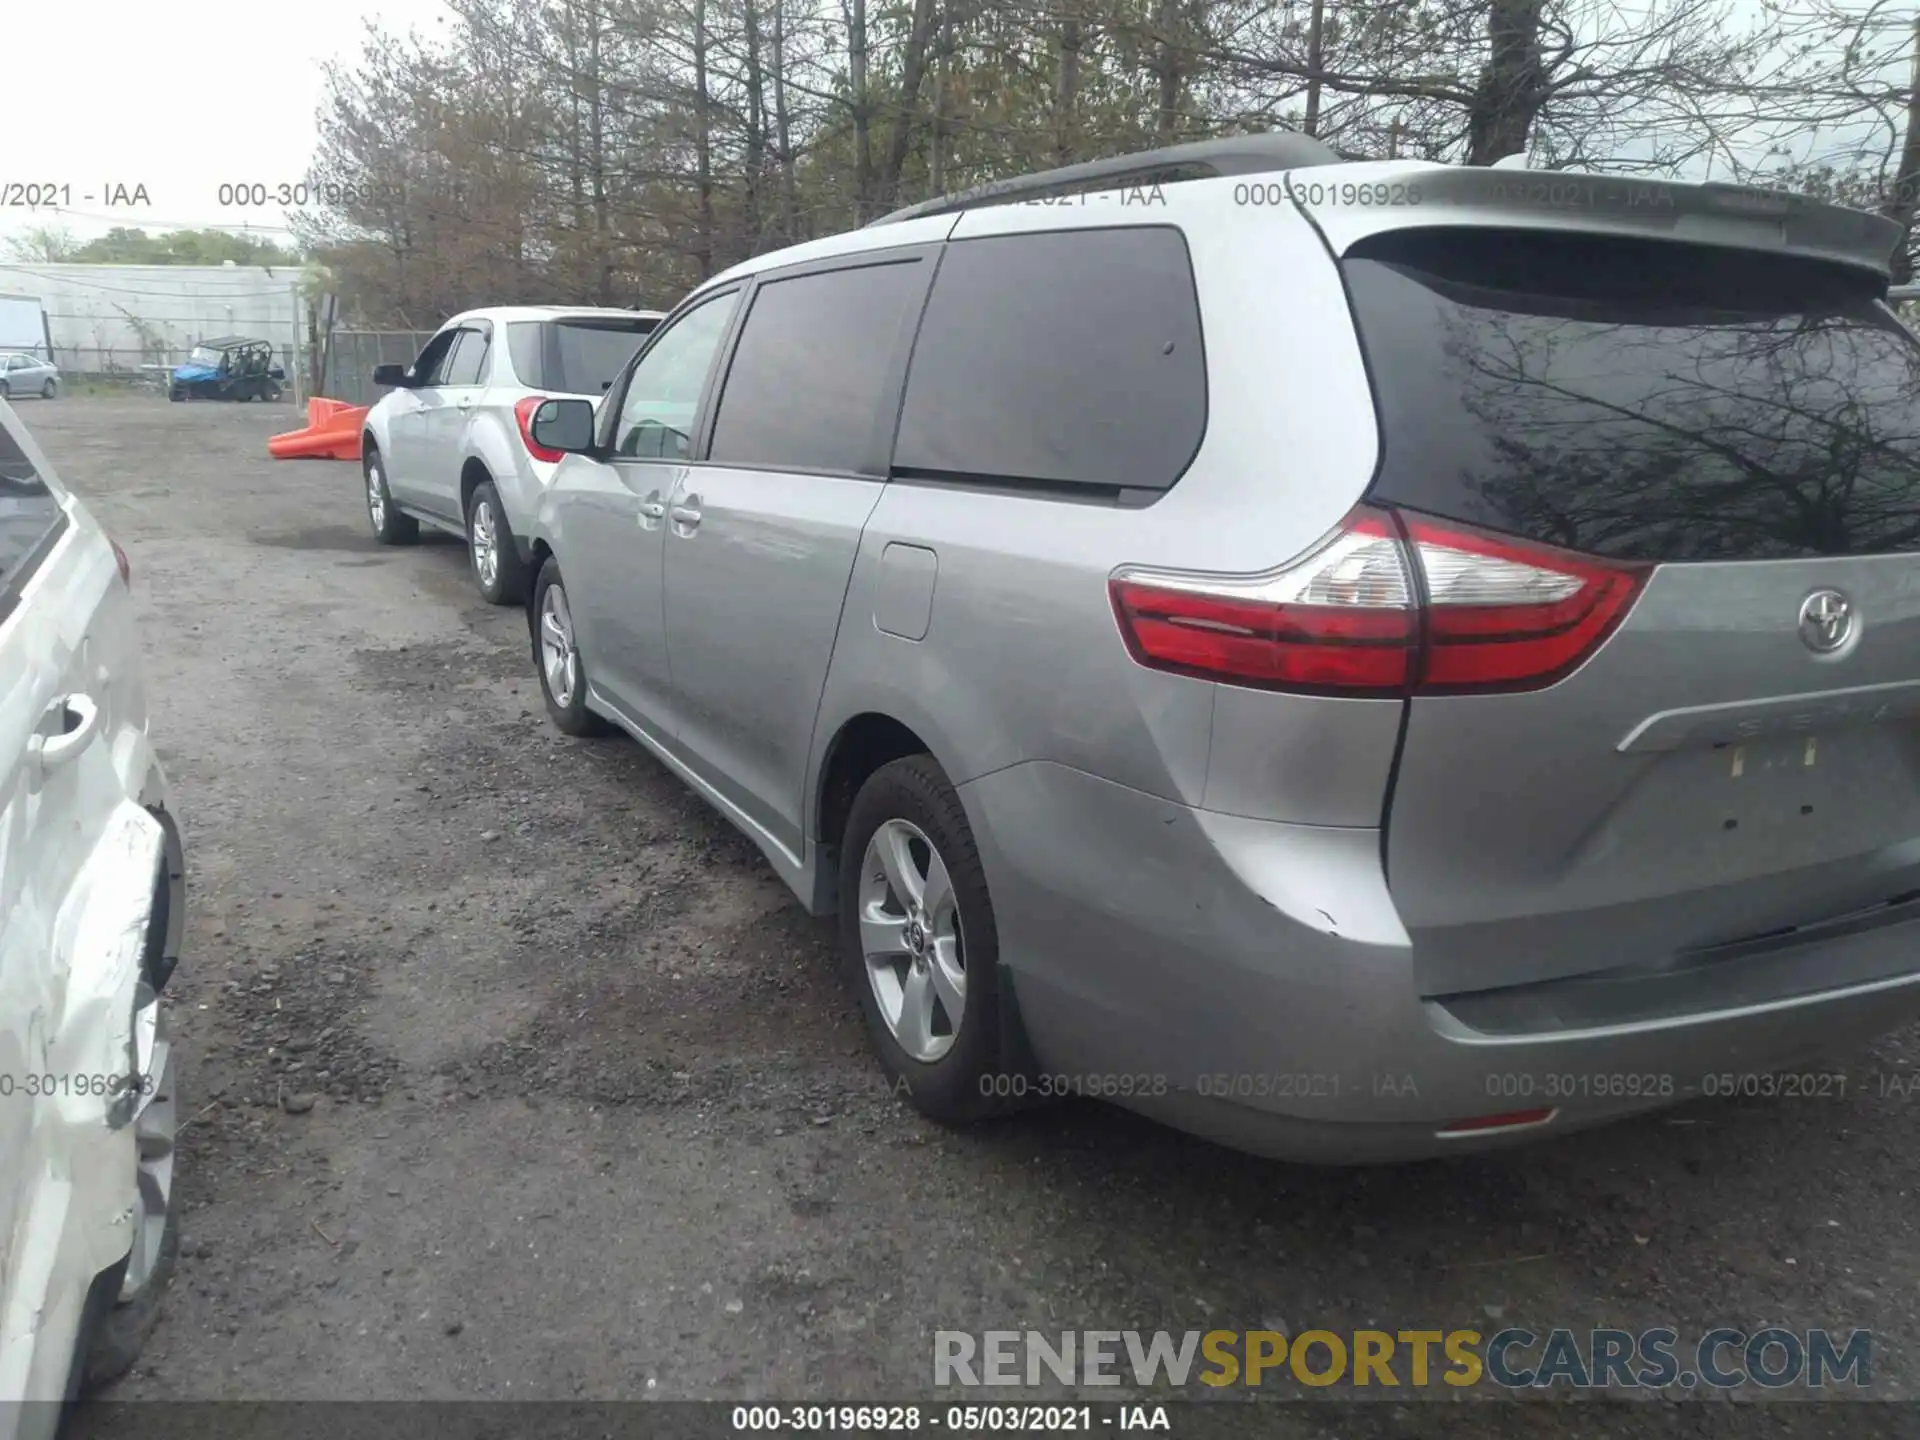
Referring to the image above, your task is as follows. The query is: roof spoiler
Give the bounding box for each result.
[1304,168,1906,280]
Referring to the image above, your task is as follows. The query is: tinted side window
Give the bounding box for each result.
[506,322,545,388]
[442,328,489,386]
[614,290,741,459]
[553,320,656,396]
[894,227,1206,493]
[708,260,926,475]
[0,424,67,625]
[1344,229,1920,562]
[416,329,461,385]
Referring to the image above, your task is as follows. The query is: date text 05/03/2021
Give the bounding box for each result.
[730,1406,1172,1432]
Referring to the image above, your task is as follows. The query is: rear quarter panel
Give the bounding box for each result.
[809,191,1394,832]
[465,391,540,536]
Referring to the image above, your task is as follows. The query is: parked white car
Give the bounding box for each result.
[359,306,664,603]
[0,401,183,1437]
[0,354,58,401]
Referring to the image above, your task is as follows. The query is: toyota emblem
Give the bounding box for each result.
[1798,589,1854,654]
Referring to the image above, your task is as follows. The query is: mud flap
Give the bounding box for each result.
[993,961,1048,1109]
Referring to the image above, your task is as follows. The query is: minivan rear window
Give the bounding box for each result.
[1344,229,1920,561]
[0,425,67,624]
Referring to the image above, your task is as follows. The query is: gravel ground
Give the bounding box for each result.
[23,395,1920,1433]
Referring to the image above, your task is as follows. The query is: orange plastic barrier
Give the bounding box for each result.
[268,397,370,461]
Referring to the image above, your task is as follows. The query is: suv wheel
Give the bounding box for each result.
[467,480,528,605]
[81,1000,179,1389]
[364,444,418,545]
[532,557,611,736]
[840,756,1010,1124]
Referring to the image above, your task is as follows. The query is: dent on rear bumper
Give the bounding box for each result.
[959,762,1920,1161]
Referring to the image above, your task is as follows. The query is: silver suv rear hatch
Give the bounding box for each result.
[1335,209,1920,1002]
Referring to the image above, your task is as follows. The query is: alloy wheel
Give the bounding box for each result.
[366,461,386,532]
[122,994,176,1301]
[540,582,578,708]
[858,818,966,1063]
[471,499,499,590]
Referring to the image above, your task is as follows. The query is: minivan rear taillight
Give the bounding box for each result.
[514,395,565,463]
[1110,508,1647,696]
[1406,516,1648,692]
[1110,507,1416,693]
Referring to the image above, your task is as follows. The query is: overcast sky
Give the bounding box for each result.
[0,0,452,247]
[0,0,1899,253]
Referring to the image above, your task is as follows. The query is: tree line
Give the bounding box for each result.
[6,226,300,269]
[294,0,1920,324]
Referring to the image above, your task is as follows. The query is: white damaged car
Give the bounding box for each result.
[0,401,184,1435]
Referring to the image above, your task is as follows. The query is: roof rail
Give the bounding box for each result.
[865,129,1344,228]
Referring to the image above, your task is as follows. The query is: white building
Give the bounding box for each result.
[0,262,306,376]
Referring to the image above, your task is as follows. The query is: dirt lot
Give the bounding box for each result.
[25,395,1920,1431]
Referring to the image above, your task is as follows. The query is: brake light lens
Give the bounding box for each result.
[109,538,131,587]
[1436,1107,1556,1137]
[1110,507,1415,695]
[514,395,565,463]
[1110,508,1648,696]
[1408,518,1648,692]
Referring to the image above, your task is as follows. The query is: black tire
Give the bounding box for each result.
[531,556,612,736]
[80,1197,179,1391]
[363,443,419,545]
[467,479,529,605]
[0,379,10,400]
[264,382,282,402]
[42,379,56,399]
[168,386,183,403]
[840,755,1011,1125]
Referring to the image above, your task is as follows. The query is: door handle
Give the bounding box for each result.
[28,694,99,775]
[639,491,667,530]
[669,496,703,533]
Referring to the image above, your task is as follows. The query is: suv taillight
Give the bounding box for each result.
[109,537,132,587]
[1110,507,1647,696]
[514,395,565,463]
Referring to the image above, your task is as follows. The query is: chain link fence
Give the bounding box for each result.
[320,330,435,407]
[50,343,309,397]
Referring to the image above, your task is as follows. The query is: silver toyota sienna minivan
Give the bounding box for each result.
[517,130,1920,1162]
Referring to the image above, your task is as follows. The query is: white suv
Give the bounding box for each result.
[358,306,663,604]
[0,403,183,1434]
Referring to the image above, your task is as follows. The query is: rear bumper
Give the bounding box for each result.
[959,761,1920,1164]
